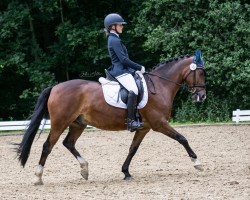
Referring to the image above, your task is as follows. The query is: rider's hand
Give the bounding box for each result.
[140,66,145,74]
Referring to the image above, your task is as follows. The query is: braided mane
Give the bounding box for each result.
[151,54,192,70]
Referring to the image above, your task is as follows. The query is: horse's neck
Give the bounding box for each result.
[156,62,184,83]
[152,60,189,99]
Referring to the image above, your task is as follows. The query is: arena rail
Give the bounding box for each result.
[232,109,250,123]
[0,120,94,131]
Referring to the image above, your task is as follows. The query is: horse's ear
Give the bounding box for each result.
[195,49,202,58]
[194,49,204,67]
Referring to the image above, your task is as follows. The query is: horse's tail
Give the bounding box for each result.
[16,87,52,167]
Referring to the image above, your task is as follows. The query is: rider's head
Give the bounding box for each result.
[104,13,127,35]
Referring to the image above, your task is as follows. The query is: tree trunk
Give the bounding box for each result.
[27,5,40,62]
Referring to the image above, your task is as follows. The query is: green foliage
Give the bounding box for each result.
[175,92,231,123]
[0,1,29,73]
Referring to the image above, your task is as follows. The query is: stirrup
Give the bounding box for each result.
[127,120,144,132]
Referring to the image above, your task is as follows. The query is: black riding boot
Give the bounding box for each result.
[127,91,143,132]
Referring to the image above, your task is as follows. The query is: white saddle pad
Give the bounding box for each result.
[99,72,148,109]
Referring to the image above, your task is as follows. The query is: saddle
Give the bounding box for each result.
[105,69,144,104]
[99,70,148,109]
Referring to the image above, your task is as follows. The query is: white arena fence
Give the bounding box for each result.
[1,109,248,131]
[232,109,250,123]
[0,120,95,131]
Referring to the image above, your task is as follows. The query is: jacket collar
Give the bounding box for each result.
[109,31,119,38]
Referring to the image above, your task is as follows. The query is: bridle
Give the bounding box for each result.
[144,65,206,95]
[183,67,206,94]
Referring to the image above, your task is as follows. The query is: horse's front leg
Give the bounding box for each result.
[122,127,150,180]
[153,121,203,171]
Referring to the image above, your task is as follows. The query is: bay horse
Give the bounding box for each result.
[16,51,206,185]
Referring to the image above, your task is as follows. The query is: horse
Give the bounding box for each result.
[16,50,206,185]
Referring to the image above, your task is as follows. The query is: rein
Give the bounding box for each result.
[144,68,206,95]
[144,72,183,95]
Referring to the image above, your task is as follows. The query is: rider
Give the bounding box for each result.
[104,13,145,132]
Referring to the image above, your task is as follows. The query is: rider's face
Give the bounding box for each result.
[116,24,123,34]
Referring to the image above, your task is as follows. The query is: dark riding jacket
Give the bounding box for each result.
[107,32,142,77]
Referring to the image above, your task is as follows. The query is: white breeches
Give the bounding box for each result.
[116,73,138,95]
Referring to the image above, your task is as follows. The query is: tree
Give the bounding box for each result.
[130,0,250,120]
[0,0,140,120]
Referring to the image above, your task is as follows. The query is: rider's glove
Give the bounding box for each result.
[140,66,145,74]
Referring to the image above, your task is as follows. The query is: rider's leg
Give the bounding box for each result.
[116,73,143,132]
[116,73,139,95]
[126,91,143,132]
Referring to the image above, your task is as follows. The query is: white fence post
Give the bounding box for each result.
[235,109,240,123]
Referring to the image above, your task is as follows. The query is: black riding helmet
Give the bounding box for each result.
[104,13,127,30]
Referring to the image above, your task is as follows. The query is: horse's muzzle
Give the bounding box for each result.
[192,90,206,102]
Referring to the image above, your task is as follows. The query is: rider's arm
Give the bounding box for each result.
[111,38,143,71]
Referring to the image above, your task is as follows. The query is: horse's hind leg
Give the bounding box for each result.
[35,127,66,185]
[63,124,88,180]
[155,122,203,171]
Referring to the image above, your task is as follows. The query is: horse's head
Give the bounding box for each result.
[146,49,206,102]
[183,49,206,102]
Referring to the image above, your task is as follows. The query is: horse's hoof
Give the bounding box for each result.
[34,174,44,185]
[81,169,89,180]
[124,176,134,181]
[194,164,204,171]
[34,179,44,185]
[191,158,204,171]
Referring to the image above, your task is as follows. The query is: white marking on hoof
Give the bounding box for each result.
[34,165,44,185]
[191,158,204,171]
[77,156,89,180]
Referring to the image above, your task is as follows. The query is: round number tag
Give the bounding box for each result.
[190,63,197,70]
